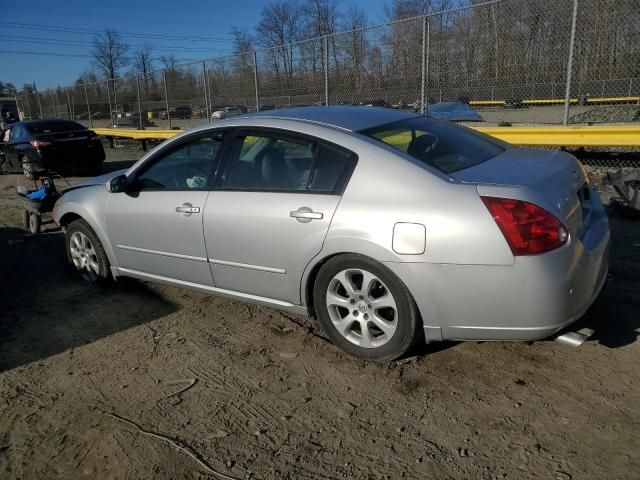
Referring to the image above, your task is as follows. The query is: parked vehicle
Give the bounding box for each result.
[0,120,105,178]
[426,102,484,122]
[53,106,609,362]
[113,112,153,128]
[211,107,243,120]
[258,104,276,112]
[0,98,19,130]
[160,106,193,120]
[361,99,391,108]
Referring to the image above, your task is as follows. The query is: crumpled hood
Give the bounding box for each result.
[62,169,127,194]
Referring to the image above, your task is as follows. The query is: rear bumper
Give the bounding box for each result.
[386,190,610,342]
[39,147,105,171]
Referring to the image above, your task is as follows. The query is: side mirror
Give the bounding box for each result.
[107,174,127,193]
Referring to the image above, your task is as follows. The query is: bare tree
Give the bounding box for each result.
[91,29,129,80]
[342,6,368,94]
[256,1,301,81]
[133,46,154,96]
[159,55,178,71]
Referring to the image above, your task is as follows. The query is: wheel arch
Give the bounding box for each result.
[55,202,118,273]
[302,248,424,323]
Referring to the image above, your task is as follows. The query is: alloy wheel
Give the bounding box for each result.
[325,268,398,348]
[69,231,100,282]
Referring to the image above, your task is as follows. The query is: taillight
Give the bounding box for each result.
[30,139,52,149]
[481,196,568,256]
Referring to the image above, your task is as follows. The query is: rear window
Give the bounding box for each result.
[26,121,86,134]
[360,117,504,174]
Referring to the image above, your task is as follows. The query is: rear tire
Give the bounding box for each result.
[313,254,423,362]
[65,219,111,284]
[29,213,41,234]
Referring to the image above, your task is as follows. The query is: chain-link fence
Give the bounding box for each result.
[12,0,640,131]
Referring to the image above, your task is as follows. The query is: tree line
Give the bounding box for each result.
[15,0,640,109]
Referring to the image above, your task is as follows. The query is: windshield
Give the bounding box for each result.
[26,120,86,134]
[360,117,505,174]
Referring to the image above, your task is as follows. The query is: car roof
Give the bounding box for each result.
[247,106,418,132]
[13,119,85,128]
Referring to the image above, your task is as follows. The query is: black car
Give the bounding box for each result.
[113,112,153,128]
[0,120,105,178]
[160,105,192,120]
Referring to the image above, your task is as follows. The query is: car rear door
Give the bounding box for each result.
[106,132,224,285]
[203,128,357,304]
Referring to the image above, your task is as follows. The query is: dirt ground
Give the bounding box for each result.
[0,144,639,480]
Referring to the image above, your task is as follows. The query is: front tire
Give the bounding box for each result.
[65,219,110,283]
[313,254,423,362]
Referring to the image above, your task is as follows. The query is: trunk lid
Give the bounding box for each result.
[452,148,590,237]
[35,129,98,156]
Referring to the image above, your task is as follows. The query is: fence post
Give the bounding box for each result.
[113,78,119,116]
[563,0,579,125]
[53,89,60,118]
[163,70,172,130]
[106,79,113,126]
[14,95,21,121]
[66,88,73,120]
[136,76,143,130]
[83,84,93,128]
[420,17,430,115]
[323,36,329,106]
[253,51,260,112]
[202,61,211,121]
[24,94,31,120]
[34,82,43,119]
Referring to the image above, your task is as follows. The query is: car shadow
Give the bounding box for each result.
[561,210,640,349]
[0,226,177,373]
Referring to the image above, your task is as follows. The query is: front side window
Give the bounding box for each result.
[223,134,315,191]
[135,136,222,190]
[361,117,505,174]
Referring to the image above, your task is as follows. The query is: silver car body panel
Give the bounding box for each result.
[53,107,610,343]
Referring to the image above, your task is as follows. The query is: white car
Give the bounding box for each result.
[211,107,243,120]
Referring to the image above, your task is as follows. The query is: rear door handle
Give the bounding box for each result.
[176,203,200,216]
[290,207,323,223]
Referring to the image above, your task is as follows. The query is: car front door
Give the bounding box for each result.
[203,128,357,304]
[106,132,224,286]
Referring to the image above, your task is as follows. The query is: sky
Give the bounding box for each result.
[1,0,389,90]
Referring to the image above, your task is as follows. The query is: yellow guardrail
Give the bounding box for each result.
[474,124,640,147]
[93,128,177,140]
[470,96,640,107]
[93,124,640,148]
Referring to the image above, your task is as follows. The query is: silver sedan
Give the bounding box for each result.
[53,107,610,362]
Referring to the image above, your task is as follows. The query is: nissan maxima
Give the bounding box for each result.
[52,106,609,362]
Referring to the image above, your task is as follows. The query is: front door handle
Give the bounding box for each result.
[176,203,200,216]
[290,207,323,223]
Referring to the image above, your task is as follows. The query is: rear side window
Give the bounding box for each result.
[361,117,504,174]
[310,143,354,192]
[222,131,356,194]
[224,134,315,191]
[26,121,85,134]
